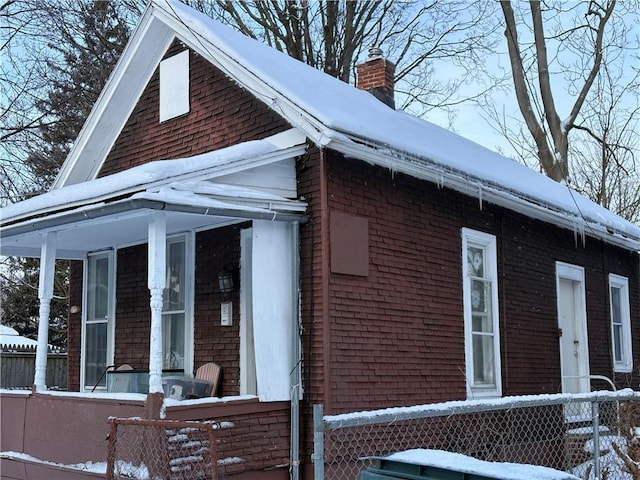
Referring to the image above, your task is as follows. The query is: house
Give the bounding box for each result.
[1,0,639,478]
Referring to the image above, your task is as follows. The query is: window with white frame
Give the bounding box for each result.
[162,234,193,373]
[609,274,632,373]
[462,228,501,398]
[82,251,114,390]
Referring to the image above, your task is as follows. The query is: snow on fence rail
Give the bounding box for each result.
[313,390,640,480]
[106,417,218,480]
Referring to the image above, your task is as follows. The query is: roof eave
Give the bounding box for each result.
[1,197,308,259]
[327,136,640,252]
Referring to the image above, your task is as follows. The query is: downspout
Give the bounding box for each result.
[319,148,332,414]
[290,221,301,480]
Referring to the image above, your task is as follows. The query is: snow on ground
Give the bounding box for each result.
[1,450,245,476]
[572,450,633,480]
[0,451,107,475]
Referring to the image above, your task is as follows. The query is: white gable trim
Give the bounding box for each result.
[53,1,324,190]
[54,8,177,188]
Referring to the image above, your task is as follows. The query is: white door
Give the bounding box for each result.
[556,263,590,398]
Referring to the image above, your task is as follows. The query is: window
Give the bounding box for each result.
[82,251,114,390]
[609,274,632,373]
[159,50,190,122]
[162,234,193,373]
[462,228,501,398]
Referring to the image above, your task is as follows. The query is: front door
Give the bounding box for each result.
[556,263,590,399]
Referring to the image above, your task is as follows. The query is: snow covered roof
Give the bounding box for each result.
[383,450,579,480]
[0,134,307,258]
[0,325,38,349]
[30,0,640,251]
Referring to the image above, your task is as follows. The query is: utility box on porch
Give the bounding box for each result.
[359,450,580,480]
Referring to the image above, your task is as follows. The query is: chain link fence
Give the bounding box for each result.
[313,390,640,480]
[106,417,218,480]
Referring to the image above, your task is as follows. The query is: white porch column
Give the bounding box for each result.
[34,232,57,391]
[148,212,166,394]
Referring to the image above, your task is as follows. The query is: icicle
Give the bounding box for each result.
[478,185,483,211]
[438,174,444,190]
[573,222,578,248]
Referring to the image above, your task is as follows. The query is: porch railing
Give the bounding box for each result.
[106,417,218,480]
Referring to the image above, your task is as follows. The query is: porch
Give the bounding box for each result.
[0,389,291,480]
[0,133,307,479]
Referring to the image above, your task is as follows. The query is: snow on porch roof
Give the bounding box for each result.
[140,0,639,251]
[0,139,307,259]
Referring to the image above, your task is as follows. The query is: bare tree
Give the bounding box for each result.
[0,0,131,348]
[203,0,501,116]
[571,60,640,222]
[1,0,134,204]
[498,0,636,183]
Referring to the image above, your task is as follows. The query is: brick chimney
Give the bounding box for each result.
[356,47,395,109]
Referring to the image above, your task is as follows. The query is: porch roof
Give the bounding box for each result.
[0,139,307,259]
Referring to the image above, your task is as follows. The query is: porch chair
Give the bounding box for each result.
[109,363,133,392]
[194,362,221,397]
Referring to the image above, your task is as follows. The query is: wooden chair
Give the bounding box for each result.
[194,362,221,396]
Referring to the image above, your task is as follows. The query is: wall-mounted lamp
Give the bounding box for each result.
[218,270,234,294]
[70,305,82,314]
[218,269,234,326]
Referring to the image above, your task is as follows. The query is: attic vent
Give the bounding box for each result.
[159,50,190,122]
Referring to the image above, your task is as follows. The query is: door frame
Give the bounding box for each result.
[555,261,590,395]
[240,228,257,395]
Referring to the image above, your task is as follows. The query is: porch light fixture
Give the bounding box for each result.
[218,270,234,293]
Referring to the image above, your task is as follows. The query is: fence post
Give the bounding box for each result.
[592,400,600,480]
[313,404,325,480]
[105,418,117,480]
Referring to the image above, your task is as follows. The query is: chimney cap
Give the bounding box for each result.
[367,47,384,60]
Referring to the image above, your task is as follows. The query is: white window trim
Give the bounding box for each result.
[609,273,632,373]
[461,228,502,399]
[80,250,116,391]
[163,233,195,376]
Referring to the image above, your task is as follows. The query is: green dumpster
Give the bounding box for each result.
[359,450,580,480]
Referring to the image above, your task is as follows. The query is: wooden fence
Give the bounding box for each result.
[1,346,67,389]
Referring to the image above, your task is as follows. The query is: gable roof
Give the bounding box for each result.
[52,0,640,251]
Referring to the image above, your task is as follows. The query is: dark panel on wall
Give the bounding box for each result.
[330,211,369,276]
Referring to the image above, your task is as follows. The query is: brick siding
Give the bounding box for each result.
[98,40,289,177]
[112,224,246,395]
[313,149,639,414]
